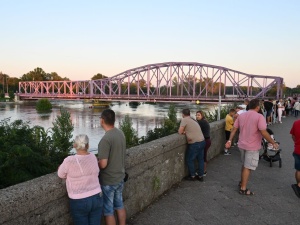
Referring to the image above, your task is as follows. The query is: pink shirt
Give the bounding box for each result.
[234,110,267,151]
[58,154,101,199]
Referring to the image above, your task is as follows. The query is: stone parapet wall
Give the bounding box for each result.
[0,120,226,225]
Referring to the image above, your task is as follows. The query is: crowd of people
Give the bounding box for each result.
[56,97,300,224]
[261,97,300,125]
[179,97,300,198]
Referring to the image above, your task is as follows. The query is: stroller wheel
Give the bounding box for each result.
[279,159,282,168]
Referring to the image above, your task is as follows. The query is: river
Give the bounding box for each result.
[0,100,220,153]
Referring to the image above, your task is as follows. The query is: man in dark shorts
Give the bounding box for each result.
[264,99,274,125]
[290,119,300,198]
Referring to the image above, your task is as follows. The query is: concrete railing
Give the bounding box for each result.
[0,119,226,225]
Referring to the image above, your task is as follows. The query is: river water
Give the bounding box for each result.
[0,101,219,153]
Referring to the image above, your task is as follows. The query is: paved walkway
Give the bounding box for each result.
[128,115,300,225]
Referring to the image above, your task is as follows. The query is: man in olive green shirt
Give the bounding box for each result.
[98,109,126,225]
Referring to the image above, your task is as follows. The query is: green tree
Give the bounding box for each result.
[91,73,108,80]
[36,99,53,112]
[20,67,47,81]
[119,115,139,148]
[0,119,53,188]
[50,108,74,162]
[8,91,15,101]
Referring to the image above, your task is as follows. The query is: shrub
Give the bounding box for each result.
[36,98,52,112]
[119,115,139,148]
[0,108,74,189]
[139,104,179,144]
[50,108,74,162]
[8,91,15,101]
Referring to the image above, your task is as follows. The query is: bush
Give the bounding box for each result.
[0,108,73,189]
[139,104,179,144]
[119,115,139,148]
[50,108,74,161]
[36,99,52,112]
[8,91,15,101]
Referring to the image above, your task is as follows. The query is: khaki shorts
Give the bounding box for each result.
[239,148,259,170]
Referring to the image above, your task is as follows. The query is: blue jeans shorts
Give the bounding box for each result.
[293,153,300,171]
[102,181,124,216]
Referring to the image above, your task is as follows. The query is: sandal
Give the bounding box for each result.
[239,188,254,195]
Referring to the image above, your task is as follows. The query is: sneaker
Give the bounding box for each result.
[203,171,207,177]
[279,121,282,123]
[196,176,204,182]
[224,151,231,156]
[184,176,196,181]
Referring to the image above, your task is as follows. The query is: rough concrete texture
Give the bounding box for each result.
[128,116,300,225]
[0,119,226,224]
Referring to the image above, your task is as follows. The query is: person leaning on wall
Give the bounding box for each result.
[58,134,103,225]
[196,110,211,176]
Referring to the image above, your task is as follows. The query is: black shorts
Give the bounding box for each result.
[225,130,231,141]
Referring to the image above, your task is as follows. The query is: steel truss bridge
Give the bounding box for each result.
[18,62,284,103]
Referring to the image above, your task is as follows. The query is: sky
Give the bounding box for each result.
[1,0,300,88]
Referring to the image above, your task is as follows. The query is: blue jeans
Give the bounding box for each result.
[102,181,124,216]
[186,141,206,177]
[69,193,103,225]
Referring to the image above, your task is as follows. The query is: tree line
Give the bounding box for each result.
[1,67,300,97]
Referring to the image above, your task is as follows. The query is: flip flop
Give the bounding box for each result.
[239,188,254,196]
[291,184,300,198]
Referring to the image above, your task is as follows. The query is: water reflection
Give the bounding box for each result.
[0,101,221,153]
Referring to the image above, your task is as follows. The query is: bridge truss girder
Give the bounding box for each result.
[18,62,283,101]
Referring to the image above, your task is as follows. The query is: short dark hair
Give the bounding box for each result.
[101,109,115,126]
[182,108,190,116]
[249,99,260,110]
[229,108,236,113]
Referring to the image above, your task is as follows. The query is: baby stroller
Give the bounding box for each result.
[259,128,282,168]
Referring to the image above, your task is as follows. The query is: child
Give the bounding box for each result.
[224,109,236,155]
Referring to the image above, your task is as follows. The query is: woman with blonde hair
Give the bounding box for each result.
[58,134,103,225]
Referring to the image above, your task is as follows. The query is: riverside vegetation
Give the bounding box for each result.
[0,104,231,189]
[0,108,73,189]
[36,98,53,112]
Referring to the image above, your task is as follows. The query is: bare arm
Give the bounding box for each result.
[98,159,108,169]
[225,127,238,148]
[178,126,185,134]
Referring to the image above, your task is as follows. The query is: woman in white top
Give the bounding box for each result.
[277,99,285,123]
[58,134,103,225]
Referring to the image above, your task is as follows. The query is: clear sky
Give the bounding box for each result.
[1,0,299,87]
